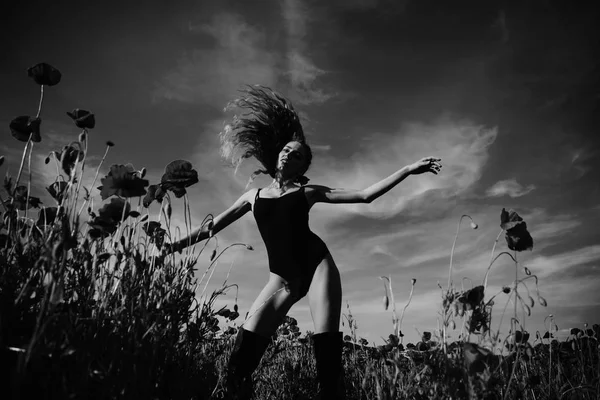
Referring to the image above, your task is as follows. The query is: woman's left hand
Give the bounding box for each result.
[409,157,442,175]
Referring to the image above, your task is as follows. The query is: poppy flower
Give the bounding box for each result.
[142,184,166,208]
[98,164,149,200]
[500,208,533,252]
[60,144,84,176]
[88,198,131,238]
[9,186,42,210]
[160,160,199,198]
[142,221,166,247]
[10,116,42,143]
[458,285,485,311]
[66,109,95,129]
[46,181,68,203]
[37,207,58,227]
[27,63,62,86]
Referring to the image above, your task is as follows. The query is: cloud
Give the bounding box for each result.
[486,178,535,198]
[282,0,336,105]
[312,115,498,219]
[153,13,278,107]
[524,245,600,280]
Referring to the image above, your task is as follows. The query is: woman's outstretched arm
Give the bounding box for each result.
[169,188,257,253]
[308,156,441,205]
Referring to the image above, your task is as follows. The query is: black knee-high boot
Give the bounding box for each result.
[312,331,346,400]
[225,328,272,399]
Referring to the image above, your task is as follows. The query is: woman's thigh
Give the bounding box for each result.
[243,273,302,337]
[307,253,342,333]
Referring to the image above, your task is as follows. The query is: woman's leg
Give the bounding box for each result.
[226,273,303,398]
[244,272,304,335]
[308,252,342,333]
[307,253,345,399]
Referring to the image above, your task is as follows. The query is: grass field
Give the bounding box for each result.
[1,63,599,399]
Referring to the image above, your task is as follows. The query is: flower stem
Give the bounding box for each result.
[12,134,33,198]
[448,214,476,289]
[483,229,506,289]
[77,143,111,220]
[36,85,44,119]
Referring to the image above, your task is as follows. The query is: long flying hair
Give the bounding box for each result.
[219,85,312,187]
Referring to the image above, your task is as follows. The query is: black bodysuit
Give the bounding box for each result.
[253,186,329,297]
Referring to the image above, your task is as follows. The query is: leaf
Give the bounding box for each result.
[37,207,58,227]
[27,62,62,86]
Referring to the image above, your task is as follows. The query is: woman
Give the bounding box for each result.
[170,86,442,399]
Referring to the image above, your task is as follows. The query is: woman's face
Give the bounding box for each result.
[277,141,307,177]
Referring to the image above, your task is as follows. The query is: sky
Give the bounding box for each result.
[1,0,599,346]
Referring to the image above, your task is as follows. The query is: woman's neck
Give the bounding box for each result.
[270,173,296,190]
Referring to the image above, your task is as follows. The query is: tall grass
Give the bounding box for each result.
[1,64,599,399]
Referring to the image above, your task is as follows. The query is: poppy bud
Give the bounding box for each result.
[524,266,531,276]
[411,278,417,285]
[27,63,62,86]
[450,320,456,330]
[140,167,147,178]
[234,303,238,313]
[528,296,534,308]
[106,141,115,147]
[210,249,217,261]
[0,156,4,168]
[383,295,389,310]
[246,245,254,251]
[78,131,87,145]
[538,296,547,307]
[502,286,511,294]
[470,222,478,229]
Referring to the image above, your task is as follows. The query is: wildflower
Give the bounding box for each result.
[500,208,533,252]
[66,108,95,129]
[142,221,166,247]
[8,185,42,210]
[27,62,62,86]
[10,116,42,142]
[458,285,485,310]
[159,160,199,198]
[142,184,166,208]
[98,164,149,200]
[36,207,58,227]
[88,198,131,238]
[60,143,84,176]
